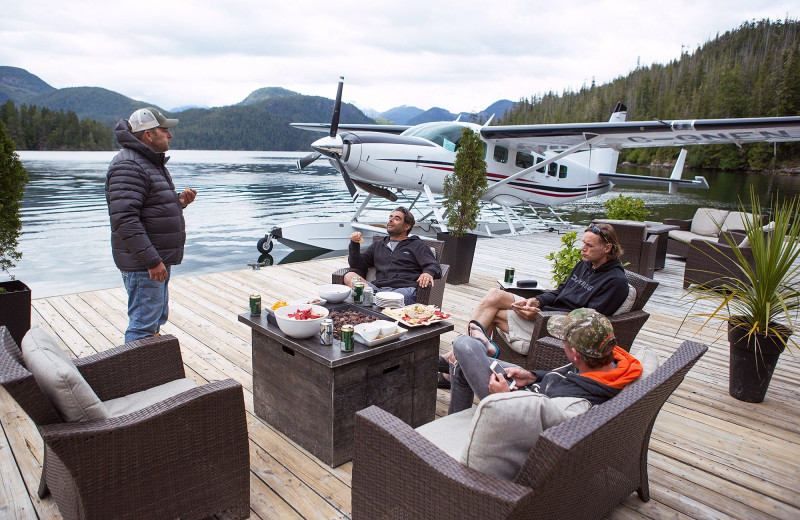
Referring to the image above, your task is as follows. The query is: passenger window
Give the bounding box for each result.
[536,156,545,173]
[493,145,508,164]
[548,163,557,176]
[515,152,533,169]
[559,165,568,178]
[442,138,456,152]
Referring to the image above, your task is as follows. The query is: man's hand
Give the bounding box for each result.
[350,231,363,243]
[505,367,536,387]
[417,272,433,288]
[510,299,541,321]
[148,262,168,282]
[488,372,512,394]
[178,188,197,208]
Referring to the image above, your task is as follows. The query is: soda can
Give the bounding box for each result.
[340,324,354,352]
[249,294,261,316]
[363,286,374,307]
[352,280,365,305]
[504,267,515,284]
[320,319,334,345]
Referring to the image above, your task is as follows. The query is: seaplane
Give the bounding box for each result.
[256,77,800,253]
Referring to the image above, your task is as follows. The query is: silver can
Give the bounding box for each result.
[363,286,374,307]
[320,319,334,345]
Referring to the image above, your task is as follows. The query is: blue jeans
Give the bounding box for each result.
[121,267,170,343]
[448,335,517,415]
[365,282,418,305]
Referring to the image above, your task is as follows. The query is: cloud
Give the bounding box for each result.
[1,0,797,114]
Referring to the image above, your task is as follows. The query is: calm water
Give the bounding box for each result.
[9,150,800,297]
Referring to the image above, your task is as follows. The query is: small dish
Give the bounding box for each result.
[290,296,327,306]
[353,327,406,347]
[373,320,399,336]
[354,322,381,341]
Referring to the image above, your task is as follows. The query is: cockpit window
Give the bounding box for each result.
[493,145,508,164]
[515,152,533,168]
[401,123,472,151]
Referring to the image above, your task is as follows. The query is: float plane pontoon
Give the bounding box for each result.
[257,77,800,253]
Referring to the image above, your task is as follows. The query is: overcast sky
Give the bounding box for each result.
[2,1,797,116]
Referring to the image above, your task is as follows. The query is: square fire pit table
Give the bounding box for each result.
[238,303,453,467]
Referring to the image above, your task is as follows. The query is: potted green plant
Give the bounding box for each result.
[437,127,488,284]
[684,189,800,403]
[0,119,31,346]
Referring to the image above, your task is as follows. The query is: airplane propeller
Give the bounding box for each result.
[295,76,360,201]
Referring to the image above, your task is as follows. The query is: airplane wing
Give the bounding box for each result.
[481,116,800,151]
[291,123,410,134]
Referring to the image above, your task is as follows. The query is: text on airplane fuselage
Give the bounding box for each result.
[627,130,793,144]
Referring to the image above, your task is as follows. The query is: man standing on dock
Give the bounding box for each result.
[105,107,197,342]
[345,206,442,305]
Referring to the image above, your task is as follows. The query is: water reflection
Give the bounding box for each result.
[10,150,800,298]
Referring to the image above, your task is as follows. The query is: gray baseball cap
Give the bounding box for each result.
[128,107,178,133]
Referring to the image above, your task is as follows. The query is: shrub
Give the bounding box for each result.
[545,231,583,285]
[603,194,648,221]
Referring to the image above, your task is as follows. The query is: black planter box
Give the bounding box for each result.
[436,232,478,285]
[0,280,31,346]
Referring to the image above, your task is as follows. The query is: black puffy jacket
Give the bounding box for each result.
[105,120,186,271]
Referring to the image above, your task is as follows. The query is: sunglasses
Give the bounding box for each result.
[589,224,610,244]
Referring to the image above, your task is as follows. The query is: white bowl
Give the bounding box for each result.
[374,320,399,336]
[273,304,329,339]
[354,322,381,341]
[318,284,351,303]
[290,297,327,306]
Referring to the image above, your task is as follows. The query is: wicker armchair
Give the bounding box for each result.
[0,327,250,520]
[683,232,755,289]
[352,340,707,520]
[332,235,450,307]
[593,219,658,279]
[494,270,659,371]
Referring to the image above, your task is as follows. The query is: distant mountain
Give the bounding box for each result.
[380,105,424,124]
[0,66,55,104]
[407,107,457,125]
[239,87,298,105]
[382,100,517,125]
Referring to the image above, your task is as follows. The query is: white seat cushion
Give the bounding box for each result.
[631,346,660,380]
[459,392,590,480]
[21,325,109,422]
[613,284,636,315]
[668,229,717,244]
[720,211,753,232]
[415,406,476,460]
[690,208,730,237]
[104,378,199,417]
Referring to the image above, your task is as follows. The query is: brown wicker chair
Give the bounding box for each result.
[493,270,659,371]
[0,326,250,520]
[683,232,755,289]
[593,220,658,279]
[352,340,707,520]
[332,235,450,307]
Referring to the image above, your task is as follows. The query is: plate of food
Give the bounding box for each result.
[382,304,451,327]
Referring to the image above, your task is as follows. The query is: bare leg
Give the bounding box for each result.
[472,288,517,335]
[342,271,358,287]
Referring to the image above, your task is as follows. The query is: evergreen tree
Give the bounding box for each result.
[442,127,487,236]
[0,120,28,277]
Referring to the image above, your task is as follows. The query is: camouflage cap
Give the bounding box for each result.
[547,308,617,359]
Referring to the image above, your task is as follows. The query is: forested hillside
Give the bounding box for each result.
[501,19,800,170]
[0,101,113,150]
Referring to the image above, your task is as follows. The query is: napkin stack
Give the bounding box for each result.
[375,291,404,309]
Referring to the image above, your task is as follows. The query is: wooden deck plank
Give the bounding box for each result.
[2,231,799,519]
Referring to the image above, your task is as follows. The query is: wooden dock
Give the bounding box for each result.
[2,231,799,519]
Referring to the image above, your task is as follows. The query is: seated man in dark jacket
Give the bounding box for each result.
[448,308,642,415]
[345,206,442,305]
